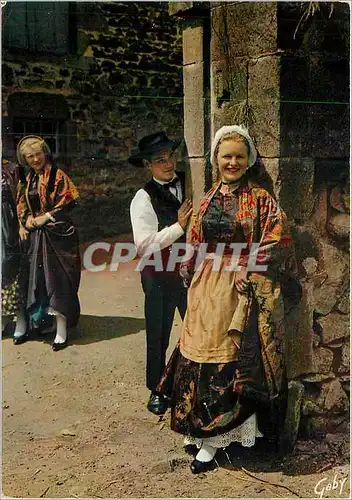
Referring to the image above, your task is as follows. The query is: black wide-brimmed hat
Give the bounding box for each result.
[128,131,183,167]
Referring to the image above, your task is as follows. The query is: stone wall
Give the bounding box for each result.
[2,1,183,162]
[171,1,350,444]
[2,1,184,242]
[277,2,350,440]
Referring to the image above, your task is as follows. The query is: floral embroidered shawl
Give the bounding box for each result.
[17,163,79,225]
[181,180,295,400]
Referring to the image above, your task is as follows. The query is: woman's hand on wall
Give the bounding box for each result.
[234,268,249,294]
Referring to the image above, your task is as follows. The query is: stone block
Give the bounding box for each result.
[285,281,314,379]
[310,186,328,236]
[311,346,334,374]
[336,283,349,315]
[211,2,277,61]
[211,106,244,138]
[183,24,203,66]
[280,55,309,101]
[248,57,280,158]
[279,102,310,157]
[317,312,350,345]
[302,379,350,416]
[301,397,323,417]
[169,2,194,17]
[302,372,335,383]
[278,158,315,222]
[337,341,350,374]
[321,379,349,413]
[183,63,205,157]
[300,416,329,439]
[313,242,349,315]
[326,213,349,240]
[211,59,247,112]
[301,257,318,278]
[326,432,350,457]
[188,157,206,212]
[291,224,327,282]
[308,57,349,104]
[309,104,349,158]
[280,380,304,453]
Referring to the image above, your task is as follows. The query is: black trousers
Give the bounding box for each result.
[141,270,187,392]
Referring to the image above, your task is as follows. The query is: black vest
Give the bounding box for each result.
[143,171,186,244]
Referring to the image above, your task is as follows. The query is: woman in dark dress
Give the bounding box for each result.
[1,159,28,341]
[16,135,81,351]
[157,125,296,473]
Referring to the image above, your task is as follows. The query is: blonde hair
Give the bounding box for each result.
[213,132,250,166]
[16,135,51,166]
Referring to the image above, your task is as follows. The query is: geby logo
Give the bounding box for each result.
[314,474,349,498]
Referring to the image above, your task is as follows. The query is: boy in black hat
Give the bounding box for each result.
[129,132,192,415]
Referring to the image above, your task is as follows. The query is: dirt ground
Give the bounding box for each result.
[2,252,350,499]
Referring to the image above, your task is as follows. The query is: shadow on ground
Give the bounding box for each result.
[217,437,350,477]
[2,314,145,345]
[72,314,145,344]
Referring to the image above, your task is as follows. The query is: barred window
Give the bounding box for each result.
[12,118,65,156]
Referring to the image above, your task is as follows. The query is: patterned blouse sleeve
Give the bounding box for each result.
[239,189,293,270]
[16,181,30,226]
[48,169,79,219]
[256,192,294,269]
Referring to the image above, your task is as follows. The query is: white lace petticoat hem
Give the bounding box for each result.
[184,412,263,449]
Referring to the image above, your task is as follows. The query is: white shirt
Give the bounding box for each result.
[130,176,184,257]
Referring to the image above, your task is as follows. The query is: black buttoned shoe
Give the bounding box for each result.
[147,392,168,415]
[190,458,217,474]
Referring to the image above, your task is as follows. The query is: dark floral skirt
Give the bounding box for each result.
[157,300,272,439]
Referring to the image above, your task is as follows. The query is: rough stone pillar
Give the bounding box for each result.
[210,2,281,188]
[169,2,210,210]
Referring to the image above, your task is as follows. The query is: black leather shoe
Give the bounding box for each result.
[190,458,217,474]
[184,444,198,456]
[13,333,28,345]
[51,339,68,352]
[147,393,168,415]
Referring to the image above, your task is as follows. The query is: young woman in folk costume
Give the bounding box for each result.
[157,125,296,473]
[1,159,28,341]
[16,136,81,351]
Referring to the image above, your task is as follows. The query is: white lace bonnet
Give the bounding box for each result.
[210,125,257,168]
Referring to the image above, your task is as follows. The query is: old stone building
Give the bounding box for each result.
[2,1,183,162]
[170,1,350,446]
[2,1,184,239]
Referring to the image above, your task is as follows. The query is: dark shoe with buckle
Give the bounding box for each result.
[147,392,168,415]
[13,333,28,345]
[190,458,217,474]
[51,339,68,352]
[184,444,198,457]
